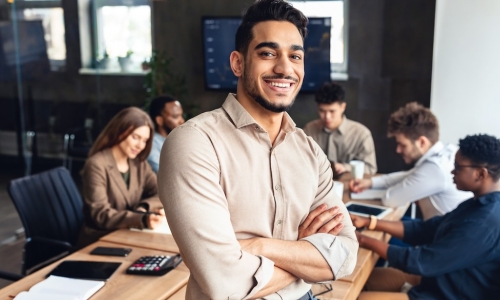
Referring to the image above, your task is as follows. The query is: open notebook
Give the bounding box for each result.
[14,276,105,300]
[350,189,387,200]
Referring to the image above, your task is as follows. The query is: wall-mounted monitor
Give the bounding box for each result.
[202,17,331,93]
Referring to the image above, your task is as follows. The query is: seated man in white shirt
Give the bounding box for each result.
[147,95,184,172]
[350,102,471,220]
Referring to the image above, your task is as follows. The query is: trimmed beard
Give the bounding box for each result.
[242,67,298,113]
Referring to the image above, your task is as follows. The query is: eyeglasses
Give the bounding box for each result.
[453,163,490,173]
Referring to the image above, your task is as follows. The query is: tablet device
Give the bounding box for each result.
[345,201,392,219]
[47,260,121,281]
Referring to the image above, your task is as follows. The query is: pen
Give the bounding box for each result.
[133,210,161,216]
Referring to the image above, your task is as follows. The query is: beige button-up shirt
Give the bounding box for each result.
[303,117,377,174]
[159,94,357,300]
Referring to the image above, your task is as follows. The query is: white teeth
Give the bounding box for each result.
[269,82,290,88]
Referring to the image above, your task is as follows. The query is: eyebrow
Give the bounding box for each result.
[254,42,304,52]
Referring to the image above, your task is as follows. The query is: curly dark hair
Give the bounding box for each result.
[459,134,500,180]
[235,0,308,55]
[387,102,439,144]
[315,81,345,104]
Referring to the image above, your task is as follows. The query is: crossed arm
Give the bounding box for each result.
[244,204,352,298]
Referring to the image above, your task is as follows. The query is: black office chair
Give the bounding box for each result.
[7,167,84,275]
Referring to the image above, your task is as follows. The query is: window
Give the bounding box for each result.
[92,0,152,72]
[289,0,348,79]
[14,0,66,71]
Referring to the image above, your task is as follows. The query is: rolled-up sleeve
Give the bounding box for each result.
[303,139,359,280]
[158,125,274,299]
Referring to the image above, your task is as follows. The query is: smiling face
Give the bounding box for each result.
[157,101,184,135]
[232,21,305,113]
[116,125,151,160]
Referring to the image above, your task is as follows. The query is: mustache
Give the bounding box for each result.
[262,75,299,83]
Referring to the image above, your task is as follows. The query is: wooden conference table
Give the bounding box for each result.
[0,174,406,300]
[0,240,189,300]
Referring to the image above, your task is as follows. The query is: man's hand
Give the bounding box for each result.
[334,163,346,175]
[350,214,370,229]
[354,230,365,247]
[298,204,344,240]
[349,178,372,193]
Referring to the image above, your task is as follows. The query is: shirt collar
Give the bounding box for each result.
[222,93,296,133]
[477,191,500,205]
[154,132,166,142]
[414,141,444,167]
[323,115,347,135]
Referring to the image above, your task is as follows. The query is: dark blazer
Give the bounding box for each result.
[77,148,162,246]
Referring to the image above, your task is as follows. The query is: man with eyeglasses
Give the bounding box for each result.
[351,134,500,299]
[350,102,471,220]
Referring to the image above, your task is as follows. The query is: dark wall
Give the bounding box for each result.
[0,0,435,173]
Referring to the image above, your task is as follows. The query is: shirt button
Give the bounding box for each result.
[255,126,259,130]
[277,220,282,225]
[275,185,281,190]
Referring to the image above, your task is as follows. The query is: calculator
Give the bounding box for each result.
[126,254,182,276]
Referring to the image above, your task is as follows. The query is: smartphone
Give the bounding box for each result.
[90,246,132,257]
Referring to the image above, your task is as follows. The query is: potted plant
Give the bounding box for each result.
[97,51,110,69]
[142,50,188,111]
[118,50,133,72]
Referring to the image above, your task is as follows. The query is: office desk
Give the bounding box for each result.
[0,241,188,300]
[313,174,408,300]
[100,229,179,253]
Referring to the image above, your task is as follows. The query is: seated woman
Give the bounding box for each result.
[77,107,165,247]
[353,134,500,300]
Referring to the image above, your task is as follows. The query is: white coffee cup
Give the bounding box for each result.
[333,181,344,200]
[349,160,365,180]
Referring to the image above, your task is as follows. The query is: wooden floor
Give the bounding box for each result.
[0,238,23,289]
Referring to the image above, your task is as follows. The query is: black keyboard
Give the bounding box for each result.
[126,254,182,276]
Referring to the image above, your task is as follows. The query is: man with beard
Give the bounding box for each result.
[350,102,471,220]
[147,95,184,172]
[158,0,357,299]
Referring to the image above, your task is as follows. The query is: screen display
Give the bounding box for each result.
[202,17,331,92]
[347,204,386,216]
[48,260,121,281]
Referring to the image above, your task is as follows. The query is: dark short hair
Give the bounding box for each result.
[459,134,500,181]
[149,95,177,130]
[89,107,154,161]
[315,82,345,104]
[388,102,439,144]
[235,0,308,55]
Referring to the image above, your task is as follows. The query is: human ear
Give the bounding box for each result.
[230,51,244,77]
[155,115,163,127]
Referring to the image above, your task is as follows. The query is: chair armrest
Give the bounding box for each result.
[0,270,23,281]
[28,237,73,251]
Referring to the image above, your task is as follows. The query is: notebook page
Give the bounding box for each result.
[350,189,387,200]
[27,275,104,300]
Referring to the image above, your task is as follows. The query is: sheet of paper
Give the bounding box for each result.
[15,275,105,300]
[350,189,387,200]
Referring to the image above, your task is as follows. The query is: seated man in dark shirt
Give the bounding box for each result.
[351,134,500,300]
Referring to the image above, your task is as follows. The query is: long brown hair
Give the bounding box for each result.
[89,107,154,161]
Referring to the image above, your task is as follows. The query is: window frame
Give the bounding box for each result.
[91,0,152,69]
[289,0,349,80]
